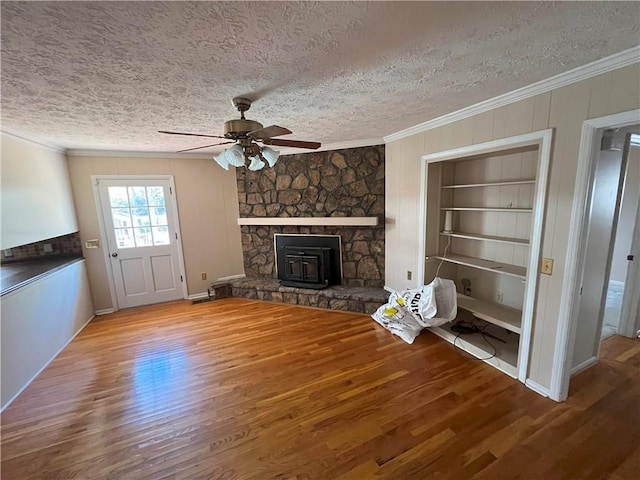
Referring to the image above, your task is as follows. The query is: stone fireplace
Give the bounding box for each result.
[236,145,385,288]
[231,144,387,313]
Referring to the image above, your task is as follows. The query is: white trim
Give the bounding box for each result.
[0,314,95,412]
[216,273,246,282]
[385,46,640,143]
[1,129,65,153]
[237,216,378,226]
[94,308,116,315]
[571,356,598,376]
[187,292,210,300]
[551,109,640,402]
[524,379,551,399]
[66,138,384,158]
[418,129,554,385]
[383,285,394,293]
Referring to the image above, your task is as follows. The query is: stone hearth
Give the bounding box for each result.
[230,277,388,315]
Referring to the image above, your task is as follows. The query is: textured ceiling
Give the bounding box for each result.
[1,1,639,153]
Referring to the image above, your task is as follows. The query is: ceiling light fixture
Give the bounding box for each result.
[213,144,280,171]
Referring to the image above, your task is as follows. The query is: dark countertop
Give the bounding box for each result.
[1,256,84,296]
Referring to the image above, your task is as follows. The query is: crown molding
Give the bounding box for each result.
[384,45,640,143]
[66,137,385,158]
[1,129,66,153]
[66,149,214,159]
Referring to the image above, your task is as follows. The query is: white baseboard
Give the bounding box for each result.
[525,379,551,399]
[95,308,115,315]
[216,274,246,282]
[187,292,210,300]
[571,356,597,376]
[1,314,95,413]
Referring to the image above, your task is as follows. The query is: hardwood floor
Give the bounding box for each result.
[1,298,638,479]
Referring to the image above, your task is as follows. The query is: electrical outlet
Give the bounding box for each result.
[497,292,504,303]
[541,258,554,275]
[407,270,412,281]
[201,273,207,280]
[43,243,53,253]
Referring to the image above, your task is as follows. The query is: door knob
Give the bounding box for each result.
[111,253,118,257]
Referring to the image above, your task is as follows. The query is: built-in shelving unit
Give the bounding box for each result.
[419,130,553,383]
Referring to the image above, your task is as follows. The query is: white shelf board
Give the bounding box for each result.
[428,322,519,378]
[434,254,527,279]
[441,207,533,213]
[441,180,536,189]
[440,231,529,246]
[456,294,522,334]
[237,217,378,226]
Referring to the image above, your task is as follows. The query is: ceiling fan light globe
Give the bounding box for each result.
[226,144,245,167]
[213,151,230,170]
[248,156,266,171]
[261,146,280,168]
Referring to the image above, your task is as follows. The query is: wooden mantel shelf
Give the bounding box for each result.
[237,217,379,226]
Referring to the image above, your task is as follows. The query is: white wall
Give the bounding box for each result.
[66,154,245,311]
[1,133,78,249]
[1,260,94,410]
[385,63,640,390]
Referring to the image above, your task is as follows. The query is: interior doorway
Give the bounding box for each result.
[554,109,640,402]
[571,127,639,374]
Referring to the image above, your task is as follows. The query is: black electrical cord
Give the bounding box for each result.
[451,318,501,361]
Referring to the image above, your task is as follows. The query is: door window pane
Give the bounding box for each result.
[115,228,135,248]
[132,207,151,227]
[111,208,132,228]
[152,226,170,245]
[134,227,153,247]
[150,207,167,226]
[147,186,165,207]
[108,187,129,207]
[128,187,148,207]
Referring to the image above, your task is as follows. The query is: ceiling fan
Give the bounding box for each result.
[158,97,321,170]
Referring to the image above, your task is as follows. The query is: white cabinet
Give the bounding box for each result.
[419,131,553,381]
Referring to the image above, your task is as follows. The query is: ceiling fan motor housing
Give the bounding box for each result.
[224,119,263,139]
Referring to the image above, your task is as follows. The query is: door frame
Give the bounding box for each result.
[92,174,188,311]
[552,109,640,402]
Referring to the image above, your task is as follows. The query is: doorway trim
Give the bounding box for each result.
[551,109,640,401]
[91,174,188,311]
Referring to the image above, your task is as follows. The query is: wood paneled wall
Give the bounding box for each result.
[385,64,640,390]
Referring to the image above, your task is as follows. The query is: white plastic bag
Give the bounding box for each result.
[371,293,424,344]
[402,277,457,327]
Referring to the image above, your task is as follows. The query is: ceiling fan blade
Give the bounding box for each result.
[262,138,321,150]
[249,125,292,140]
[176,141,235,153]
[159,130,227,139]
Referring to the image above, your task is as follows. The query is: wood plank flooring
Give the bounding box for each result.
[1,298,638,479]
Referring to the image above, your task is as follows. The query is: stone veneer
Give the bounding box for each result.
[236,145,385,288]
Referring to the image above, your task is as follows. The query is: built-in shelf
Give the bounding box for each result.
[428,322,519,378]
[433,253,527,279]
[441,179,535,189]
[456,294,522,334]
[237,217,379,226]
[440,231,529,246]
[441,207,532,213]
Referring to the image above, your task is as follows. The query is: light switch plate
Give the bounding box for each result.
[541,257,554,275]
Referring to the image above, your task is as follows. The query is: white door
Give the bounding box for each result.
[97,178,185,308]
